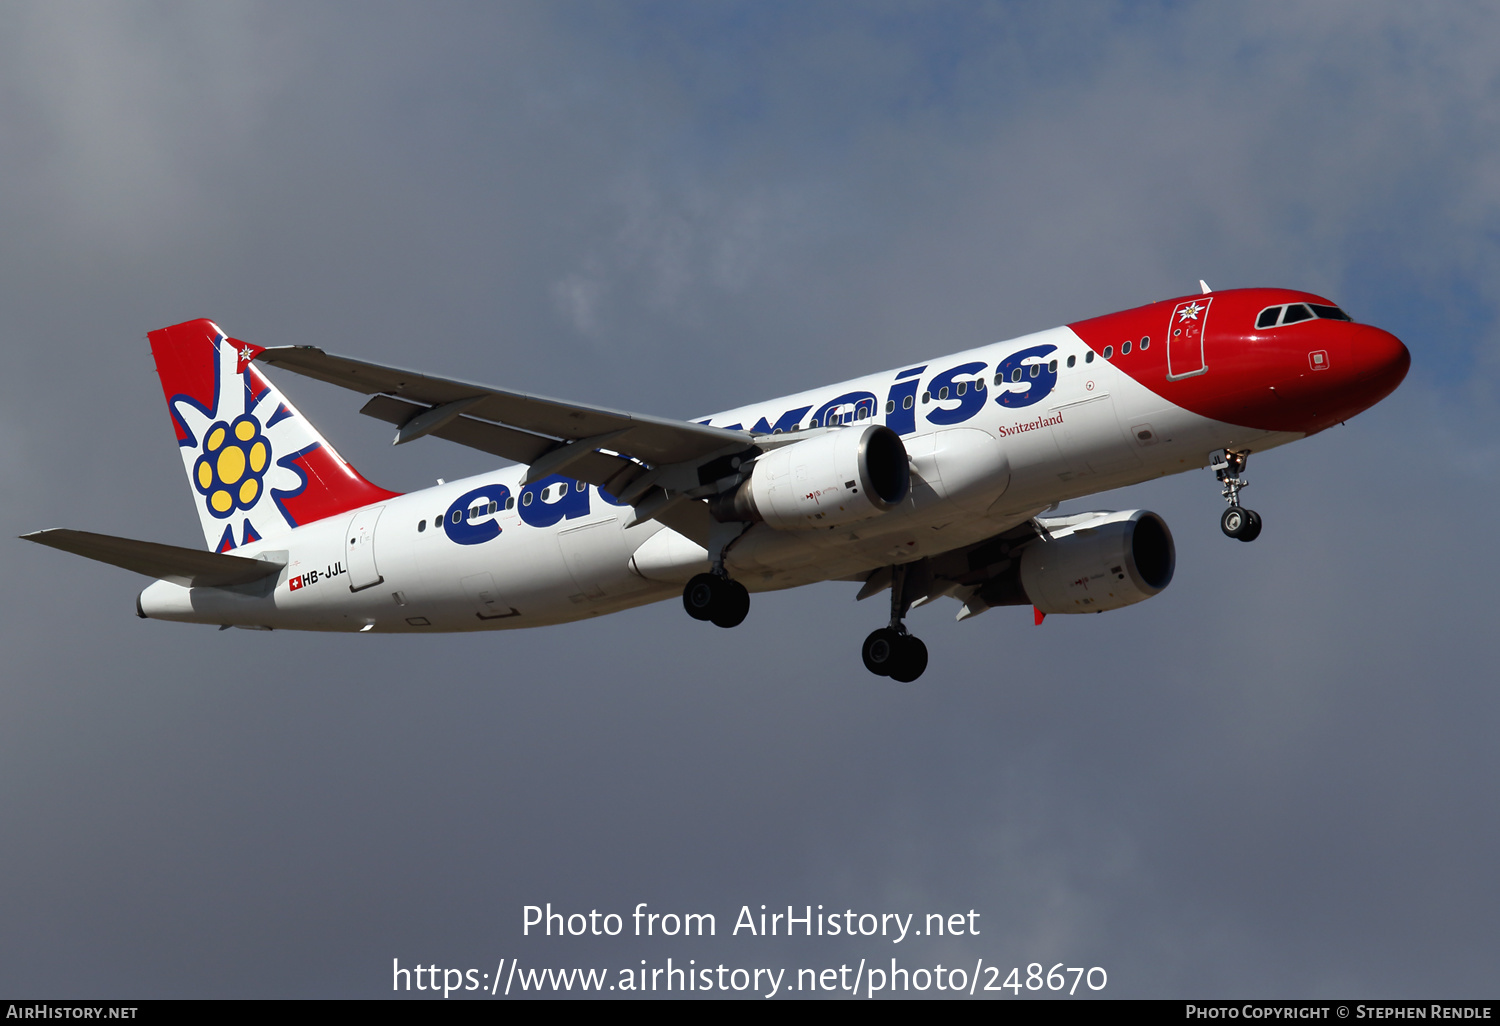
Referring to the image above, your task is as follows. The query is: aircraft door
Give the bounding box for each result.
[1167,296,1212,380]
[345,506,385,592]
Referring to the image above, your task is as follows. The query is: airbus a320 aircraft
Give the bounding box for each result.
[26,285,1408,681]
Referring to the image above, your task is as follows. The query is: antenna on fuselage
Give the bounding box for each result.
[1199,279,1213,294]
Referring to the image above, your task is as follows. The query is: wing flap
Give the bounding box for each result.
[360,395,556,464]
[22,529,285,588]
[360,395,648,491]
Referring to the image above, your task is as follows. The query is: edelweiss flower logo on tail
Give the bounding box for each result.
[147,319,400,553]
[164,330,317,550]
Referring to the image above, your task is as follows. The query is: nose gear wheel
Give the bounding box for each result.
[1220,506,1262,541]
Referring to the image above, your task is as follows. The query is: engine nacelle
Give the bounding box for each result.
[714,425,910,529]
[978,509,1175,614]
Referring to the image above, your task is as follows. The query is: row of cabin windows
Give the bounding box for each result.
[1089,336,1151,362]
[771,342,1154,431]
[415,481,590,531]
[1256,303,1351,329]
[921,376,989,405]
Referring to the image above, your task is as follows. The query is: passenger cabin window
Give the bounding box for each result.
[1121,341,1131,355]
[1103,345,1113,359]
[1067,355,1076,368]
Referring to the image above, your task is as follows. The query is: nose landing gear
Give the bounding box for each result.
[1212,449,1262,542]
[862,561,929,682]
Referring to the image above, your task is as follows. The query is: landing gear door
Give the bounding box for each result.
[1167,296,1211,380]
[345,505,385,592]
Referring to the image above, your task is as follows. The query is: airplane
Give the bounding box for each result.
[24,284,1409,682]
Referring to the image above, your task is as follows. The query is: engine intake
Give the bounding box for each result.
[712,425,910,529]
[978,509,1175,614]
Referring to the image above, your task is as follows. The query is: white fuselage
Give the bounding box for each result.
[138,325,1298,632]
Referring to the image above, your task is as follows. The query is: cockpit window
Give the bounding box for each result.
[1254,300,1350,328]
[1309,304,1351,321]
[1256,302,1354,329]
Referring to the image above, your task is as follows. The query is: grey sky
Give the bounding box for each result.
[2,1,1497,998]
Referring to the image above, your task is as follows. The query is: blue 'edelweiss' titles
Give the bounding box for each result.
[432,343,1067,547]
[714,343,1061,437]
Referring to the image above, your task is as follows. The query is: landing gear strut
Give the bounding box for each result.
[1212,449,1262,542]
[862,562,928,682]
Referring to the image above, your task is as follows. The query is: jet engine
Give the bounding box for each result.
[711,424,910,529]
[975,509,1175,614]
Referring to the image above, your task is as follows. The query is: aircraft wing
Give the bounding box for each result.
[21,529,285,588]
[254,346,756,500]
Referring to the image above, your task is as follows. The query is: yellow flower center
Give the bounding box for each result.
[217,445,246,485]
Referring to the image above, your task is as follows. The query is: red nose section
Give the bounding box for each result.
[1260,323,1410,434]
[1342,326,1411,412]
[1069,289,1410,437]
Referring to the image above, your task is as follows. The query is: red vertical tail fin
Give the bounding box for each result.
[147,319,401,552]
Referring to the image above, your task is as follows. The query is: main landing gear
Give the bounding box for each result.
[683,572,749,628]
[1212,449,1262,542]
[682,521,752,628]
[862,562,929,682]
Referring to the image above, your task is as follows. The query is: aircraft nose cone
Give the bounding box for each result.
[1346,325,1410,409]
